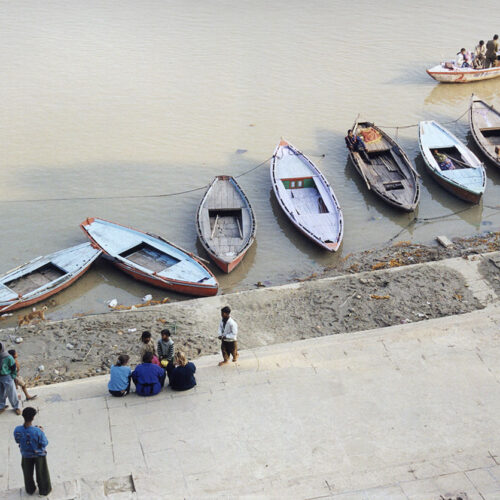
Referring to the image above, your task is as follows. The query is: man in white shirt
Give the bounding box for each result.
[218,306,238,366]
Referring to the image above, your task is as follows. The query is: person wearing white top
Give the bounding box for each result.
[218,306,238,365]
[473,40,486,69]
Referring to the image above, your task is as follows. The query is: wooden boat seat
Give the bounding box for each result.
[383,180,404,191]
[5,264,66,295]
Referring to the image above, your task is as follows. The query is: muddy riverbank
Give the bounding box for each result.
[1,232,498,388]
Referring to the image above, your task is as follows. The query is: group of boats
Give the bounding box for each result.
[1,98,499,315]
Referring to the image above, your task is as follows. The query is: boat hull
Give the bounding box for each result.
[115,261,218,297]
[418,120,485,203]
[196,176,256,274]
[427,66,500,83]
[426,165,482,203]
[469,98,500,169]
[1,265,95,313]
[347,122,420,212]
[208,249,249,274]
[271,140,343,252]
[347,151,419,212]
[0,243,101,313]
[81,218,218,297]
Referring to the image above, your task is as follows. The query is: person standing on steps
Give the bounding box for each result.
[0,342,21,415]
[14,407,52,496]
[218,306,238,366]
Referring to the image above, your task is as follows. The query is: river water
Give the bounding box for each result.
[1,0,499,321]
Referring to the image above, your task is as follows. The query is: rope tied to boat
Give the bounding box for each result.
[376,106,471,131]
[0,156,274,204]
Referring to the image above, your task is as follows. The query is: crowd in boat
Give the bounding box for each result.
[453,34,499,69]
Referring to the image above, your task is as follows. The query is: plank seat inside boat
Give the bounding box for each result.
[383,180,404,190]
[209,209,243,239]
[120,243,180,272]
[479,128,500,144]
[5,264,66,295]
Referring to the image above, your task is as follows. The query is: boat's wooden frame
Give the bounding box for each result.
[347,119,420,212]
[271,139,343,251]
[80,217,218,297]
[196,175,256,273]
[469,95,500,169]
[427,62,500,83]
[0,243,101,313]
[418,120,486,203]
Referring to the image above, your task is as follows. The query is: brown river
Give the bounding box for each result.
[1,0,499,321]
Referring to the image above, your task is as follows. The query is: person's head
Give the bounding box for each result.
[221,306,231,320]
[460,48,466,54]
[8,349,17,359]
[494,35,499,41]
[347,129,353,136]
[479,40,485,46]
[161,329,171,341]
[142,351,153,364]
[22,407,37,423]
[141,331,152,344]
[433,149,439,154]
[174,351,188,367]
[116,354,129,366]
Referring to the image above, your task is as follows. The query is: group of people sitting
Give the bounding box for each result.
[455,35,499,69]
[107,329,197,397]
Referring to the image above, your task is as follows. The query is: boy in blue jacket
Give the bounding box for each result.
[14,407,52,496]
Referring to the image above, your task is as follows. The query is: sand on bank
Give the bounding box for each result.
[1,258,495,388]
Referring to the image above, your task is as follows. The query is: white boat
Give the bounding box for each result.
[271,139,343,251]
[81,217,218,296]
[418,121,486,203]
[427,61,500,83]
[0,243,101,313]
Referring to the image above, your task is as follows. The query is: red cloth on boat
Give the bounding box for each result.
[359,128,382,144]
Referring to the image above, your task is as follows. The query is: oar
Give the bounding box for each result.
[447,154,473,168]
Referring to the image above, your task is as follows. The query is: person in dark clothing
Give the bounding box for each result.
[485,35,499,68]
[13,407,52,496]
[166,351,197,391]
[132,352,165,396]
[157,329,174,369]
[345,130,370,162]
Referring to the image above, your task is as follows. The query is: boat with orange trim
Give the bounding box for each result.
[80,218,218,296]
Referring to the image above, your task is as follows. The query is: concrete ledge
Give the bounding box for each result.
[2,304,500,498]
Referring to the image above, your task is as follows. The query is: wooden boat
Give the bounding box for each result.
[469,96,500,169]
[196,175,256,273]
[347,120,420,211]
[0,243,101,313]
[271,139,343,251]
[427,62,500,83]
[80,217,218,296]
[418,120,486,203]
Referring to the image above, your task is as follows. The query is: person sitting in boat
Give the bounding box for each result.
[456,48,471,68]
[345,130,370,162]
[433,150,455,171]
[473,40,486,69]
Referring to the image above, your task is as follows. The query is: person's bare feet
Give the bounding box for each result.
[232,354,239,362]
[26,395,37,401]
[14,408,22,415]
[218,360,229,366]
[0,405,8,414]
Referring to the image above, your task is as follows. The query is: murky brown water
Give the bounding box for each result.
[1,0,499,322]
